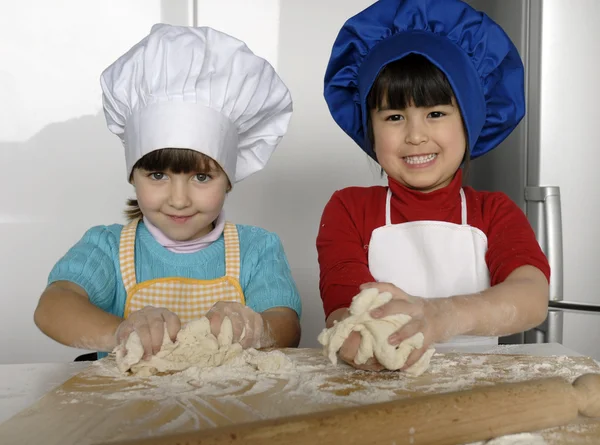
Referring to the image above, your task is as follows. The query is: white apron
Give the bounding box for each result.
[368,187,496,351]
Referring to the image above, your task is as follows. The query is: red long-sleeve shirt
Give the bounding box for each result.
[316,170,551,318]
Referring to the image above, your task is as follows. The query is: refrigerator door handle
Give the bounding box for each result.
[548,300,600,314]
[525,186,563,343]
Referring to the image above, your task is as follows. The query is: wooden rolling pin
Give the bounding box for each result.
[107,373,600,445]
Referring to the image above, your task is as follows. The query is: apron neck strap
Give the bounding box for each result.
[385,187,468,225]
[119,218,140,293]
[459,188,467,225]
[385,188,392,225]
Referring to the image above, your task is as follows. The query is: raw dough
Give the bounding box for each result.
[244,348,295,372]
[115,316,243,376]
[317,288,435,376]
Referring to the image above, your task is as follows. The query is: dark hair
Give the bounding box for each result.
[125,148,230,221]
[365,53,470,177]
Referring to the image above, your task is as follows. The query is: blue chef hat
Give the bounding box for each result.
[324,0,525,160]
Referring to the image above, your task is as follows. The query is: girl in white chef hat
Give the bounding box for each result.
[34,24,301,360]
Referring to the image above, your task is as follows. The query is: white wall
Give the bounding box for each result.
[1,0,381,363]
[220,0,384,347]
[0,0,191,363]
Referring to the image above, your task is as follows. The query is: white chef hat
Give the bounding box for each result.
[100,23,292,183]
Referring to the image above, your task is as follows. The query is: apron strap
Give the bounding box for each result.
[459,188,467,225]
[223,222,241,280]
[385,188,392,226]
[119,218,140,294]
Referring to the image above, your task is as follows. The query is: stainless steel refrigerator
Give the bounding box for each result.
[465,0,600,358]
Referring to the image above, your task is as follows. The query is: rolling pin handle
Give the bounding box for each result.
[572,374,600,417]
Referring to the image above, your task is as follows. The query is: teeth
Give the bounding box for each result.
[404,154,437,165]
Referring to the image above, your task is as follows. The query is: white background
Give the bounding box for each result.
[4,0,596,365]
[0,0,382,364]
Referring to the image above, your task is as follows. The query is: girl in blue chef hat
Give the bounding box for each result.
[34,24,301,361]
[318,0,550,370]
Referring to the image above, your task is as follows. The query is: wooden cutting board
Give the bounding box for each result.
[1,348,600,445]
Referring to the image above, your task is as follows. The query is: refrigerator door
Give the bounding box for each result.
[536,0,600,359]
[469,0,600,359]
[465,0,530,212]
[465,0,536,345]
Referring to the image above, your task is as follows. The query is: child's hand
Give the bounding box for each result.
[206,302,270,349]
[338,331,385,371]
[359,282,446,370]
[115,306,181,360]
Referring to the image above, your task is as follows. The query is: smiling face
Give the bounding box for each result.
[366,54,469,192]
[129,148,231,241]
[370,100,466,191]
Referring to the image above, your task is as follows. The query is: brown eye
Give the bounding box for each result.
[428,111,445,118]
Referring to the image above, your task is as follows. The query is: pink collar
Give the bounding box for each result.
[143,213,226,254]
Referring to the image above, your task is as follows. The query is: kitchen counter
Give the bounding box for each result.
[0,343,598,445]
[0,343,589,425]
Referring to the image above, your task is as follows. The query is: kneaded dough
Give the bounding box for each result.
[115,316,243,376]
[317,288,435,376]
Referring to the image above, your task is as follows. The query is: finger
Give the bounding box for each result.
[253,313,265,349]
[148,318,165,355]
[401,347,427,371]
[116,323,134,345]
[359,282,392,292]
[370,299,414,319]
[162,311,181,342]
[238,314,253,349]
[210,301,227,312]
[339,353,384,372]
[361,282,404,296]
[229,312,246,345]
[135,324,154,360]
[355,358,385,372]
[388,322,422,345]
[339,331,361,363]
[207,311,223,338]
[239,326,253,349]
[359,282,378,290]
[239,308,263,349]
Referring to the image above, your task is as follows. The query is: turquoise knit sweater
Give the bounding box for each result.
[48,222,302,357]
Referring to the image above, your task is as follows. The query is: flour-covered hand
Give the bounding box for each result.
[115,306,181,360]
[360,282,447,369]
[206,302,272,349]
[338,330,385,371]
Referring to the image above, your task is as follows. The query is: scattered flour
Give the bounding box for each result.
[466,432,547,444]
[55,349,600,440]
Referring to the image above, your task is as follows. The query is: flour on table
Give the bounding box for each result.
[466,432,547,444]
[114,316,292,377]
[317,288,435,376]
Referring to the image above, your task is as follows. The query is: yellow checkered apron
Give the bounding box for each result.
[120,218,245,322]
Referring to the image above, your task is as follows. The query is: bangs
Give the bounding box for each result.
[131,148,222,177]
[367,53,455,111]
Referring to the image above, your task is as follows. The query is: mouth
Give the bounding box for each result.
[167,215,194,224]
[403,153,437,166]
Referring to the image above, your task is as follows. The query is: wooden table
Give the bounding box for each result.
[1,344,600,444]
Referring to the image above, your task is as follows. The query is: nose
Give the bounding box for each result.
[168,180,191,210]
[405,119,428,145]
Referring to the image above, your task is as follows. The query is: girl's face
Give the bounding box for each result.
[132,167,229,241]
[370,99,466,192]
